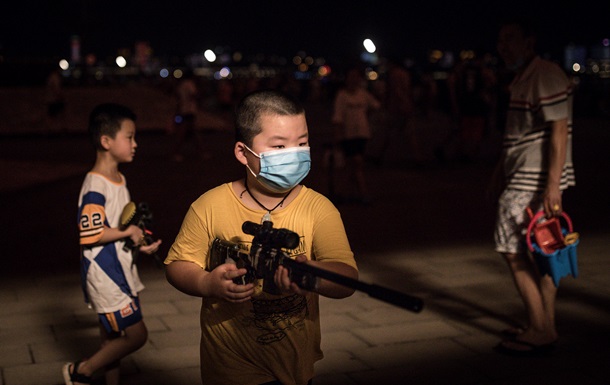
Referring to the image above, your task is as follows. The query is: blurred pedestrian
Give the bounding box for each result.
[65,103,162,385]
[44,68,67,134]
[443,53,496,162]
[171,70,209,162]
[331,67,381,204]
[370,57,422,167]
[490,16,575,356]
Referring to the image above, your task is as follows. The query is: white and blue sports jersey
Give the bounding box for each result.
[78,172,144,313]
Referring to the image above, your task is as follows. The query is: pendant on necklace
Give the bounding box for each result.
[262,212,272,223]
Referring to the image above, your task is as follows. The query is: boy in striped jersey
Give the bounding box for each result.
[65,103,162,385]
[491,16,575,356]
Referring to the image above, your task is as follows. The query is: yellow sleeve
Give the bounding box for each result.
[164,203,209,269]
[304,190,357,270]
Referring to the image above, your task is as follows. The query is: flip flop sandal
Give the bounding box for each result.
[494,339,556,357]
[62,361,92,384]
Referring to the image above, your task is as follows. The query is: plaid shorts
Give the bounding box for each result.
[494,189,543,254]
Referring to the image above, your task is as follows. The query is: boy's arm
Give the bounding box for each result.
[165,260,255,302]
[273,200,358,299]
[79,201,144,247]
[98,225,143,246]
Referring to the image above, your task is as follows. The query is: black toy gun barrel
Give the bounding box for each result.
[241,220,424,313]
[281,257,424,313]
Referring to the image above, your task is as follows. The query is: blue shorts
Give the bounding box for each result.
[98,297,142,334]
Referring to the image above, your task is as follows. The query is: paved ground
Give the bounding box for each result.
[1,101,609,385]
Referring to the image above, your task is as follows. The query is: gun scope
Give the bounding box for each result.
[242,221,300,249]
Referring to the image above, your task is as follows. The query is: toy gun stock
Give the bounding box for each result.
[120,201,161,266]
[209,221,423,313]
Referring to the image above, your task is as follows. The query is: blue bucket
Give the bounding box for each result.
[527,210,579,287]
[531,236,579,287]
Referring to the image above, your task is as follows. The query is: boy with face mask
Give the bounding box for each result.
[164,89,358,385]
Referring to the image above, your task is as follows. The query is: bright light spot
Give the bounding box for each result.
[59,59,69,70]
[572,63,581,72]
[204,49,217,62]
[366,69,379,81]
[363,39,376,53]
[293,56,302,65]
[459,50,475,60]
[318,65,331,77]
[298,63,308,72]
[115,56,127,68]
[173,69,183,79]
[159,68,169,78]
[428,50,443,63]
[219,66,231,78]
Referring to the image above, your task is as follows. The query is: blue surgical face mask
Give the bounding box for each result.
[244,145,311,193]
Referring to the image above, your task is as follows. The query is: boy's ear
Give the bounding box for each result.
[234,142,248,165]
[100,135,112,150]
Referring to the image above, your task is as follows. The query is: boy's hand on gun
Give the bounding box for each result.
[275,254,310,296]
[126,224,145,245]
[140,238,162,255]
[126,224,162,255]
[206,264,255,303]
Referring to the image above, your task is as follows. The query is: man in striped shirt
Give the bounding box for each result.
[491,16,575,356]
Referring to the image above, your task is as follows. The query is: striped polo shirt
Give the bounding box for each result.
[503,56,576,192]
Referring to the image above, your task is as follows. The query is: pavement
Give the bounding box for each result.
[1,100,610,385]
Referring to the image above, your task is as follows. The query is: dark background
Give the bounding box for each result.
[2,1,609,61]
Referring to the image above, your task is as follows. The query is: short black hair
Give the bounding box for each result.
[234,89,304,146]
[88,103,136,150]
[499,14,538,38]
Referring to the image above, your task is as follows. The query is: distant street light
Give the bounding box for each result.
[115,56,127,68]
[363,39,376,53]
[204,49,217,62]
[59,59,69,70]
[361,38,378,65]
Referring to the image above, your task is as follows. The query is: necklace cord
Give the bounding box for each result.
[244,179,293,213]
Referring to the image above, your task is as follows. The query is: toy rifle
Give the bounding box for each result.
[208,220,424,313]
[120,201,161,267]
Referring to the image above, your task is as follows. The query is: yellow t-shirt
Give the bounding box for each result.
[165,183,357,385]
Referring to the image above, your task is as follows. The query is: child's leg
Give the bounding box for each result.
[99,324,126,385]
[66,298,148,384]
[69,320,148,384]
[104,357,120,385]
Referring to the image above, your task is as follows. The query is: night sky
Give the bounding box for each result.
[1,1,609,63]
